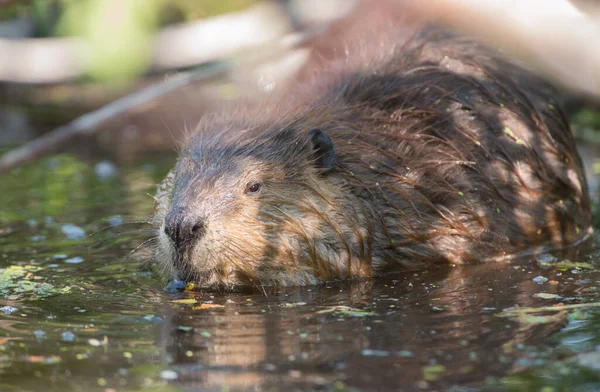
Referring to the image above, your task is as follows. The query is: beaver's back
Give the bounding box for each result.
[316,30,591,264]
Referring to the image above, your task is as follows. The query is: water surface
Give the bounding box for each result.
[1,143,600,392]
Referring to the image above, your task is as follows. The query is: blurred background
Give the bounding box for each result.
[0,0,599,166]
[0,0,370,157]
[0,0,599,178]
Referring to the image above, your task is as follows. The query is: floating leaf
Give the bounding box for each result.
[552,261,593,271]
[317,306,377,317]
[534,293,562,300]
[171,299,197,305]
[517,312,563,325]
[281,302,307,308]
[422,364,446,381]
[26,355,62,364]
[193,303,224,310]
[0,265,71,299]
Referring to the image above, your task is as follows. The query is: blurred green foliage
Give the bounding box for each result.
[1,0,257,25]
[571,108,600,144]
[57,0,159,83]
[0,1,31,20]
[0,0,256,82]
[162,0,256,21]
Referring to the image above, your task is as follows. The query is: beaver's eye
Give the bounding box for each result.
[246,183,262,194]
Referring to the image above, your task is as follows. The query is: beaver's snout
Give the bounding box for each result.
[164,208,206,253]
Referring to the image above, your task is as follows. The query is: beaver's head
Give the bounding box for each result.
[153,121,370,289]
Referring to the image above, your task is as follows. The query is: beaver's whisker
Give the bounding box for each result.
[88,221,152,237]
[220,251,264,294]
[90,228,158,247]
[223,237,263,267]
[125,237,158,264]
[223,236,278,291]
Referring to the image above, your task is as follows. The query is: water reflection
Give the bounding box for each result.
[158,250,598,391]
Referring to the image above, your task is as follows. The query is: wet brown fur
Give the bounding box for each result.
[153,28,591,289]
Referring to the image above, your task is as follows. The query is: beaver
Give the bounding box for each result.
[152,29,591,289]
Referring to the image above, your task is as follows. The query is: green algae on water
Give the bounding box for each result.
[0,265,71,299]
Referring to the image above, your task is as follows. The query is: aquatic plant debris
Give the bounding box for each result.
[422,364,446,381]
[534,293,562,300]
[498,302,600,326]
[0,265,71,299]
[549,261,593,271]
[317,306,377,317]
[535,254,594,272]
[192,303,224,310]
[281,302,307,308]
[517,311,566,325]
[171,298,197,305]
[567,309,590,321]
[26,355,62,364]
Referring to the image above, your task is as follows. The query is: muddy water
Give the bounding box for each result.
[1,145,600,392]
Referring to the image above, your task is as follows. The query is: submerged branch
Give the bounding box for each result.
[0,25,324,173]
[0,65,229,173]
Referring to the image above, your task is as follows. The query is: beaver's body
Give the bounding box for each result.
[153,30,591,288]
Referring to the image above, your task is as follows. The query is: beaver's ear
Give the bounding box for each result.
[307,128,336,172]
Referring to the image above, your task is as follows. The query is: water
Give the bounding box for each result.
[1,144,600,391]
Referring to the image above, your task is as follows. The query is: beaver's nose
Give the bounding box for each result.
[164,209,206,250]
